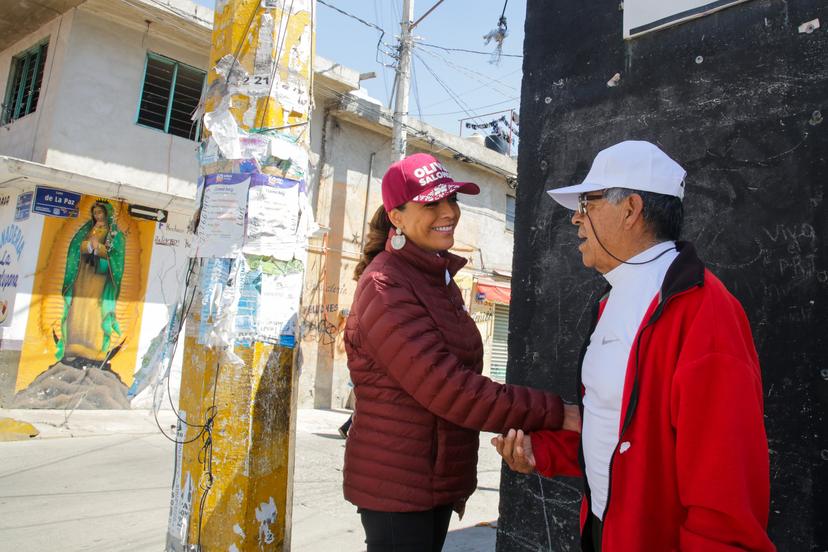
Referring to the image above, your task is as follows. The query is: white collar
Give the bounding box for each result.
[603,241,677,288]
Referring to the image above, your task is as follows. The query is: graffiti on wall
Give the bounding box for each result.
[13,195,155,409]
[299,255,352,349]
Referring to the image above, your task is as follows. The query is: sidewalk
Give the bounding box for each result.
[0,408,500,551]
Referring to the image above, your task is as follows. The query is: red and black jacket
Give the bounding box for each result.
[531,242,775,551]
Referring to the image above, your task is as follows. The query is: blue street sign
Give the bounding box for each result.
[33,186,81,218]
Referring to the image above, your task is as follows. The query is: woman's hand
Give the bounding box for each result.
[491,429,536,474]
[562,404,582,433]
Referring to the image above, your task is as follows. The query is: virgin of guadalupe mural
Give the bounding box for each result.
[57,201,126,365]
[14,195,155,409]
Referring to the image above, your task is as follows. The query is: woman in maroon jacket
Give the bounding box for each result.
[343,153,579,552]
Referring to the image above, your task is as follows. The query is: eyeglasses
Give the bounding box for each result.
[577,191,605,215]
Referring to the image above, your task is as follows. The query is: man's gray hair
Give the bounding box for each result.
[604,188,684,241]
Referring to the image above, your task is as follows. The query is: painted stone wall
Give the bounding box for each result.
[501,1,827,550]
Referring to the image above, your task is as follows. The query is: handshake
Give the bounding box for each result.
[490,404,581,474]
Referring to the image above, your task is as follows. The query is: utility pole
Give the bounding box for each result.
[392,0,414,160]
[166,1,314,551]
[391,0,446,159]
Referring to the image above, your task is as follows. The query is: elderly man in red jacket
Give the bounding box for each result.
[493,140,775,552]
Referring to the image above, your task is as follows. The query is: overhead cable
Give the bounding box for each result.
[416,41,522,58]
[316,0,390,66]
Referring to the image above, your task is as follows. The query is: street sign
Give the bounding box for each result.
[33,186,80,218]
[128,204,168,223]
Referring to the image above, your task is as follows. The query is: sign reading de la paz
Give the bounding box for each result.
[128,204,168,223]
[33,186,80,218]
[624,0,752,38]
[0,223,24,327]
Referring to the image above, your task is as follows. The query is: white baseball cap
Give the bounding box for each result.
[546,140,687,211]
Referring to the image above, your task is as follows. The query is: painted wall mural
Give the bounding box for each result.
[13,195,155,409]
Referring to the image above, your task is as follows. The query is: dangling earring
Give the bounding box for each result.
[391,227,406,250]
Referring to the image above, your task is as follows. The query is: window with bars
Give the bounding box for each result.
[137,53,205,140]
[2,41,49,125]
[506,195,516,232]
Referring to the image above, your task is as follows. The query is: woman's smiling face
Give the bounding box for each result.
[389,194,461,253]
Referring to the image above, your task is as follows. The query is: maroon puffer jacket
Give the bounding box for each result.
[343,234,564,512]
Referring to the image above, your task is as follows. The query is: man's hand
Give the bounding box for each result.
[491,429,536,474]
[562,404,582,433]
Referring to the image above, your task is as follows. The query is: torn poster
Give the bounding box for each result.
[244,13,275,97]
[196,174,250,258]
[257,269,303,344]
[235,263,261,346]
[244,174,303,259]
[203,98,242,159]
[197,258,232,345]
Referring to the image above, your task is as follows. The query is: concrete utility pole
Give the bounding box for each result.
[392,0,414,160]
[166,1,314,551]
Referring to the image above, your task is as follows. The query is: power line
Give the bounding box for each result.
[419,97,520,117]
[313,80,514,179]
[316,0,384,34]
[415,45,518,98]
[416,40,522,58]
[411,56,423,120]
[419,67,522,110]
[316,0,390,66]
[373,0,391,100]
[413,52,485,125]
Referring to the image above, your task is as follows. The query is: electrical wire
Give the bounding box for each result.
[411,55,423,120]
[373,0,391,100]
[312,79,517,183]
[416,40,522,58]
[418,97,520,117]
[257,0,298,130]
[317,0,384,34]
[418,67,522,110]
[415,45,518,98]
[316,0,389,66]
[413,52,486,126]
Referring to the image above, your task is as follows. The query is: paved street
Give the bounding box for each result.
[0,408,500,551]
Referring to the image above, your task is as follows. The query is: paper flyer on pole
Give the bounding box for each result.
[243,174,304,260]
[257,270,303,345]
[196,174,250,258]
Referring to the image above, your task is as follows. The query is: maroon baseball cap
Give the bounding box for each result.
[381,153,480,211]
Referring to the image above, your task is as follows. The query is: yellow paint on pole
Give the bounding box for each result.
[168,1,313,550]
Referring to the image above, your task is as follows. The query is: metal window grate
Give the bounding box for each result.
[137,53,205,140]
[2,41,48,125]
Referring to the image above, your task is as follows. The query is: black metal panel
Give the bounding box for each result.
[500,1,827,549]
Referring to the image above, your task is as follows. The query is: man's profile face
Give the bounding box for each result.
[571,195,627,274]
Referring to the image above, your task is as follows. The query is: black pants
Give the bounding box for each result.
[586,512,603,552]
[359,505,453,552]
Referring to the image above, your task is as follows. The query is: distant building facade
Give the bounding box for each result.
[0,0,518,410]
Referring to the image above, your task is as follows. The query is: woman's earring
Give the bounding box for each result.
[391,227,406,250]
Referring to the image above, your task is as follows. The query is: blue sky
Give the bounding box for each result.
[192,0,525,137]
